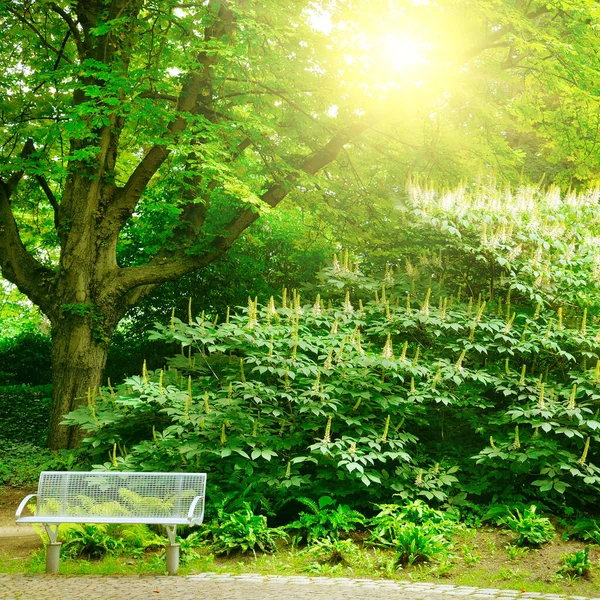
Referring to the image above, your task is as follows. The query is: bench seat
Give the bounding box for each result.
[15,471,207,575]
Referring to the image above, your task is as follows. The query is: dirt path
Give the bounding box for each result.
[0,487,42,559]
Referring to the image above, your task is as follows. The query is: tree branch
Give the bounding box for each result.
[136,91,179,102]
[104,116,381,303]
[461,6,551,64]
[7,8,74,65]
[102,0,234,237]
[0,145,57,315]
[5,139,34,192]
[34,175,61,231]
[49,3,85,56]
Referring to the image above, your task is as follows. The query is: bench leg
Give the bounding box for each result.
[44,525,61,574]
[165,525,179,575]
[166,543,180,576]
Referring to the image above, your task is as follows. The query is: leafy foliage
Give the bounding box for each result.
[391,522,449,567]
[58,523,163,559]
[0,333,52,386]
[0,385,52,444]
[302,538,362,566]
[286,496,365,545]
[502,506,555,547]
[0,441,78,487]
[201,505,287,556]
[557,546,591,579]
[370,500,464,547]
[568,517,600,545]
[62,185,600,514]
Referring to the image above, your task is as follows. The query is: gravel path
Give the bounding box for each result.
[1,573,598,600]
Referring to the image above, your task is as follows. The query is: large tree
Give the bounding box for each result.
[1,0,600,448]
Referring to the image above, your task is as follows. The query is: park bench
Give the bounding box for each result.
[15,471,207,575]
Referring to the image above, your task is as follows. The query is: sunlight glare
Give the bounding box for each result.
[382,34,429,72]
[307,7,333,35]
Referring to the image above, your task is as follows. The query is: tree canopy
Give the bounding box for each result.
[2,0,600,448]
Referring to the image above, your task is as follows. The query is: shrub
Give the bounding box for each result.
[302,538,361,566]
[557,546,591,578]
[0,385,52,444]
[369,500,458,567]
[392,522,449,566]
[0,440,78,487]
[568,517,600,544]
[201,505,287,555]
[286,496,365,545]
[58,523,162,558]
[502,505,555,546]
[64,223,600,514]
[0,332,51,386]
[370,500,463,546]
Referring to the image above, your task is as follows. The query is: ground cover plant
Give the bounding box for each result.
[286,496,365,545]
[502,506,555,547]
[2,503,600,597]
[201,504,287,556]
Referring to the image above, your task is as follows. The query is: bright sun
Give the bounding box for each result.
[382,34,429,72]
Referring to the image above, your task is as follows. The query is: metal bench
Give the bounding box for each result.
[15,471,207,575]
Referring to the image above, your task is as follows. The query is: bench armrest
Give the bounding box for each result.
[187,496,204,523]
[15,494,38,520]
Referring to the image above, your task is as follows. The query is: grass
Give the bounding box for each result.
[2,531,600,597]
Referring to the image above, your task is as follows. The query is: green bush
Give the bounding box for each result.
[502,505,555,547]
[302,538,362,566]
[63,187,600,515]
[568,516,600,544]
[0,332,51,386]
[557,546,591,578]
[201,505,287,556]
[392,522,449,566]
[286,496,365,545]
[370,500,464,547]
[59,523,162,558]
[0,440,78,487]
[0,385,52,444]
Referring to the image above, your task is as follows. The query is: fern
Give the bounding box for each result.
[297,496,319,514]
[287,497,364,545]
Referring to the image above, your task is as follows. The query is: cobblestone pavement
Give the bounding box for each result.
[1,573,599,600]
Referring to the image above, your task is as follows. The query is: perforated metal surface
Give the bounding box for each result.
[19,471,206,525]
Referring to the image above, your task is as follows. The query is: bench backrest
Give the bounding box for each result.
[36,471,206,524]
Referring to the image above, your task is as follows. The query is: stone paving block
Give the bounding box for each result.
[434,585,458,590]
[0,574,596,600]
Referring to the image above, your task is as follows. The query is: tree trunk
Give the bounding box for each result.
[47,316,110,450]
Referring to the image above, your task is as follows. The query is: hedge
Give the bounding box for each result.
[0,385,52,445]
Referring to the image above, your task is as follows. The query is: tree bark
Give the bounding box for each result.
[47,314,110,449]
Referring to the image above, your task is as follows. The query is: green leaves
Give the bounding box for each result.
[286,496,365,544]
[64,227,600,513]
[201,505,287,555]
[502,505,555,547]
